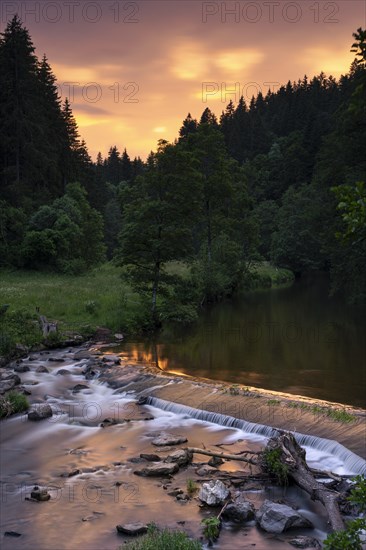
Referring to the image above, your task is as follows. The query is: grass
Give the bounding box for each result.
[267,399,281,405]
[121,523,202,550]
[186,478,198,496]
[0,391,29,418]
[249,261,295,289]
[287,402,355,423]
[0,263,142,336]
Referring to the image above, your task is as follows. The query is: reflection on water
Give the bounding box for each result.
[118,274,366,408]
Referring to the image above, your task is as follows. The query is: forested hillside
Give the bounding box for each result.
[1,16,365,323]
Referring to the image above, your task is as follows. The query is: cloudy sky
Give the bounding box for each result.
[3,0,364,159]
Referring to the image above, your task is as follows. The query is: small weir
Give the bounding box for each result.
[146,396,366,475]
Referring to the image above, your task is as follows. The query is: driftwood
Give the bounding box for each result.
[266,432,345,531]
[39,315,58,337]
[187,446,259,466]
[189,431,348,534]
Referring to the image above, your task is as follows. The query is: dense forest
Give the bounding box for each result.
[1,16,365,326]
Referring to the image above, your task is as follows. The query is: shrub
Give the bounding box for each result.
[122,523,202,549]
[0,391,29,418]
[262,447,289,485]
[201,517,220,543]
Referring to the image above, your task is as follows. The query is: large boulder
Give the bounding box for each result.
[134,462,179,477]
[198,480,230,506]
[165,449,192,466]
[28,404,53,421]
[256,500,313,534]
[151,432,188,446]
[222,492,255,523]
[0,373,21,394]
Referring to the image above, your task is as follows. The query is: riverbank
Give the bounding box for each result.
[0,261,295,359]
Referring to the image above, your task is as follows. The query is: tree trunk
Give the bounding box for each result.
[266,432,345,532]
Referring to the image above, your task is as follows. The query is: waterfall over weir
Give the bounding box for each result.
[146,396,366,476]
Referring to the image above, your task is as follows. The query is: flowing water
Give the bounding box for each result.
[117,274,366,408]
[1,349,366,549]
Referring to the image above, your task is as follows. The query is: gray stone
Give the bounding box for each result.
[288,536,321,548]
[134,462,179,477]
[116,522,148,535]
[14,364,30,373]
[198,480,230,506]
[36,366,49,373]
[256,500,313,534]
[140,453,161,462]
[56,369,70,375]
[151,432,188,446]
[196,465,217,476]
[28,404,53,421]
[165,449,192,466]
[208,456,224,467]
[72,384,89,393]
[222,492,255,523]
[30,487,51,501]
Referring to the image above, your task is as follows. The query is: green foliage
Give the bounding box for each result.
[122,523,202,549]
[262,447,289,485]
[0,309,42,356]
[323,519,366,550]
[186,479,198,496]
[201,517,220,542]
[349,475,366,512]
[0,391,29,418]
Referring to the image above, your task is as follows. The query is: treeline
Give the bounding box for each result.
[1,16,365,321]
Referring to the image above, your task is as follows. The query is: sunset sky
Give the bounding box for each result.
[3,0,365,159]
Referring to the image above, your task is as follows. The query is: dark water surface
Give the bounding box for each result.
[118,275,366,408]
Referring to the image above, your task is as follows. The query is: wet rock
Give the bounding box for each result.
[137,396,148,405]
[208,456,224,467]
[114,333,124,341]
[17,386,32,395]
[36,366,49,373]
[165,449,192,466]
[176,493,189,501]
[196,465,217,476]
[116,522,148,536]
[222,492,255,523]
[30,487,51,501]
[198,480,230,506]
[56,369,70,375]
[288,535,321,548]
[168,488,184,497]
[100,417,119,428]
[151,432,188,446]
[256,500,313,534]
[0,373,21,394]
[134,462,179,477]
[14,364,30,373]
[4,531,22,537]
[63,469,81,477]
[48,357,65,362]
[28,404,53,421]
[140,453,161,462]
[72,384,89,393]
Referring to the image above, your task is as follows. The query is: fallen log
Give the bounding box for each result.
[187,447,259,466]
[265,432,345,532]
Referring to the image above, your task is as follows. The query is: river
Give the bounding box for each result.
[117,274,366,408]
[1,348,364,550]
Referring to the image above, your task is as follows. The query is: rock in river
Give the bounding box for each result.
[116,522,148,535]
[28,404,53,421]
[134,462,179,477]
[222,492,255,523]
[256,500,313,534]
[151,432,188,446]
[198,480,230,506]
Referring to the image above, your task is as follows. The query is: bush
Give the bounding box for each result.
[122,523,202,549]
[0,391,29,418]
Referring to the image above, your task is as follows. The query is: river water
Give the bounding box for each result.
[118,274,366,408]
[1,348,365,550]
